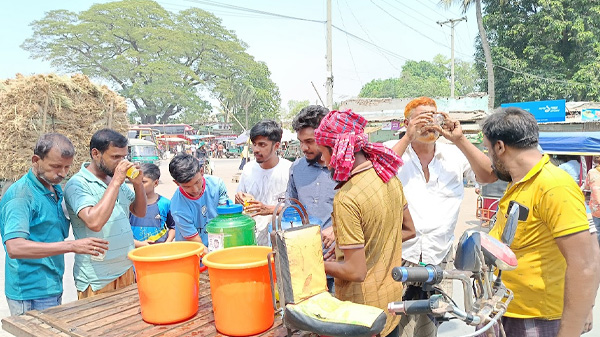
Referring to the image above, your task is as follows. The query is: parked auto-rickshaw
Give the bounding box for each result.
[128,139,160,166]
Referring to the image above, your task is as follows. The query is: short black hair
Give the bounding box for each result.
[250,120,282,143]
[482,107,539,149]
[292,105,329,132]
[89,128,128,157]
[34,133,75,159]
[169,154,201,183]
[140,163,160,181]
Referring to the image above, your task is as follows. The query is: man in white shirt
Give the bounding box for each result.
[388,97,497,337]
[235,120,292,246]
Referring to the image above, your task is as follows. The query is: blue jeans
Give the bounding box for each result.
[327,277,335,295]
[6,294,62,316]
[594,217,600,244]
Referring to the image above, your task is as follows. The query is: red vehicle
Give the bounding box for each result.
[476,180,509,225]
[137,124,195,142]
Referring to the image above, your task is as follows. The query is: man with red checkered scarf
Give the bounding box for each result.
[316,109,416,337]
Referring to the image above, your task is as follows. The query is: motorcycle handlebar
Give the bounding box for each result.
[388,295,442,315]
[391,264,444,284]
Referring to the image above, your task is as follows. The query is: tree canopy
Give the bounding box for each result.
[478,0,600,104]
[358,55,479,98]
[22,0,280,126]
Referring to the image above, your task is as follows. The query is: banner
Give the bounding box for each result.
[501,99,566,123]
[582,109,600,121]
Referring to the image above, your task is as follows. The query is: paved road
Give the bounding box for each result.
[0,157,598,336]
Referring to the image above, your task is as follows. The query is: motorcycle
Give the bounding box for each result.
[388,202,527,337]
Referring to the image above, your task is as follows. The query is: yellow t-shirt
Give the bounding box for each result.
[332,167,406,336]
[489,154,589,319]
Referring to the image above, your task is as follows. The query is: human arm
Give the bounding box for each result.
[555,231,600,337]
[134,239,151,248]
[5,237,109,259]
[322,225,336,261]
[165,209,176,242]
[244,200,281,216]
[433,112,497,184]
[324,247,367,282]
[165,229,175,242]
[74,161,143,231]
[128,164,147,217]
[391,114,434,157]
[583,309,593,334]
[234,171,250,204]
[322,226,335,252]
[402,205,416,242]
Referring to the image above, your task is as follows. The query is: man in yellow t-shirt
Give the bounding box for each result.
[482,107,600,337]
[315,109,416,337]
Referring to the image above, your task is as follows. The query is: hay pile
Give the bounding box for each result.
[0,73,129,181]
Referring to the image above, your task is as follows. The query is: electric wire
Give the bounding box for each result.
[174,0,598,89]
[336,0,363,84]
[344,0,401,72]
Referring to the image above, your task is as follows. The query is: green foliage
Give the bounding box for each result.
[283,99,310,121]
[22,0,280,124]
[170,100,213,124]
[478,0,600,103]
[358,55,478,98]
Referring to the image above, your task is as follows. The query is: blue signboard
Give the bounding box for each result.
[582,109,600,121]
[501,99,566,123]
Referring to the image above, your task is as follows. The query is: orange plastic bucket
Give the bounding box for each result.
[128,241,206,324]
[203,246,274,336]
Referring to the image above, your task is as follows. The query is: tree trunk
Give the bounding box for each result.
[159,104,177,123]
[141,114,157,124]
[476,0,495,112]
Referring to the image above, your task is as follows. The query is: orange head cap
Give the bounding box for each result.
[404,97,437,119]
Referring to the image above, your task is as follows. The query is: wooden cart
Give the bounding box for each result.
[2,273,286,337]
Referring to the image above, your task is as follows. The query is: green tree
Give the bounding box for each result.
[441,0,498,111]
[170,101,213,125]
[476,0,600,104]
[285,100,311,120]
[22,0,280,124]
[358,55,478,98]
[213,56,281,132]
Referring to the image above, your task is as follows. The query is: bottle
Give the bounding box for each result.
[126,166,139,179]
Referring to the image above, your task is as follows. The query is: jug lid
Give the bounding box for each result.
[217,199,243,215]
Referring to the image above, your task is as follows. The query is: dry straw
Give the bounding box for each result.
[0,73,129,181]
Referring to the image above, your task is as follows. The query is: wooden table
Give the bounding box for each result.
[2,273,288,337]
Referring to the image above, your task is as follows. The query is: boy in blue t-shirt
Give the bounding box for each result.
[129,163,175,247]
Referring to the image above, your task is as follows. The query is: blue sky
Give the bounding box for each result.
[0,0,478,107]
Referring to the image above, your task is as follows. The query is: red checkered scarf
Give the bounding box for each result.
[314,109,403,182]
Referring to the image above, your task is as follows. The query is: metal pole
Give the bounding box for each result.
[437,17,467,99]
[311,81,326,107]
[450,22,455,98]
[326,0,333,110]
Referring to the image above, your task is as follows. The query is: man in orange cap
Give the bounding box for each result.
[388,97,497,337]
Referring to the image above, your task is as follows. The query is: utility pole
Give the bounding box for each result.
[437,17,467,98]
[326,0,333,110]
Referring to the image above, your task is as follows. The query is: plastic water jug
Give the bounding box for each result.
[206,200,256,252]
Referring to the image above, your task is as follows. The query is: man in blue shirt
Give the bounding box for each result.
[65,129,147,299]
[0,134,108,315]
[287,105,338,291]
[169,154,229,247]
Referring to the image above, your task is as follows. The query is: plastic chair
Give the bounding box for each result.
[267,199,386,337]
